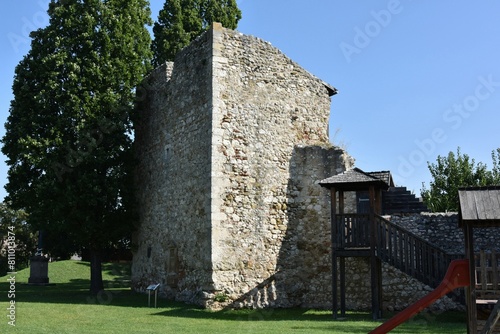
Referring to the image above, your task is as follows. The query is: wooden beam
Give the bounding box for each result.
[378,257,383,318]
[340,257,346,317]
[480,298,500,334]
[336,249,371,257]
[375,188,382,215]
[339,190,344,214]
[331,188,338,319]
[369,185,381,319]
[464,224,478,334]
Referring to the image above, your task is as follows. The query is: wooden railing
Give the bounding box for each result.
[332,213,500,304]
[374,215,462,289]
[475,250,500,300]
[334,214,371,249]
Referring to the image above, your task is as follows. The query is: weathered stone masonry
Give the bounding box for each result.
[132,23,354,307]
[132,23,470,312]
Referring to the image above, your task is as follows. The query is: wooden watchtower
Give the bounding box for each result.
[320,168,390,320]
[459,186,500,334]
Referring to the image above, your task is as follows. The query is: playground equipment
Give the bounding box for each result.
[369,186,500,334]
[319,169,462,320]
[369,259,470,333]
[320,171,500,333]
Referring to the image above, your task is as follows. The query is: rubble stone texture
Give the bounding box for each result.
[132,23,353,308]
[131,23,463,311]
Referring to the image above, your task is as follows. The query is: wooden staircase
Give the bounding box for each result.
[382,186,428,214]
[334,213,500,320]
[374,215,462,289]
[332,213,465,318]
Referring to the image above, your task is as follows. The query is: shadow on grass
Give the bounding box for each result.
[151,306,466,331]
[0,260,138,307]
[0,277,467,333]
[150,307,381,333]
[0,279,144,307]
[0,258,467,333]
[75,261,132,285]
[151,306,466,333]
[152,306,336,322]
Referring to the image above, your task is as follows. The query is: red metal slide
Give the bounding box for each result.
[369,259,470,334]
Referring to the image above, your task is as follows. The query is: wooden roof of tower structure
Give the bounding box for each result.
[458,186,500,228]
[319,167,390,191]
[366,171,394,188]
[458,186,500,333]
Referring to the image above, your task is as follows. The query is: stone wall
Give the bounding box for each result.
[330,256,462,313]
[132,23,355,307]
[132,30,215,298]
[338,258,461,312]
[210,25,355,308]
[131,23,470,313]
[388,213,500,254]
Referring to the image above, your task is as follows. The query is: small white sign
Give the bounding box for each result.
[146,283,160,291]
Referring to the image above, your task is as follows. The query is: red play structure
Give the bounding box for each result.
[369,186,500,334]
[320,171,500,334]
[369,259,470,333]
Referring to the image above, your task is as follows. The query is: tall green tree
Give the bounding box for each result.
[1,0,152,294]
[421,147,499,212]
[152,0,241,66]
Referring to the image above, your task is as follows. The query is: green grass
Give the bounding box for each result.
[0,260,467,333]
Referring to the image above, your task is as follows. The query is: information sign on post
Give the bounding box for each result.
[146,283,161,308]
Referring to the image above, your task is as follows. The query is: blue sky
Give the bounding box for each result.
[1,0,500,201]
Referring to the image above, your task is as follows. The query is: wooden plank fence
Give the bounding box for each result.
[334,214,499,305]
[476,250,500,301]
[375,215,462,289]
[334,214,371,249]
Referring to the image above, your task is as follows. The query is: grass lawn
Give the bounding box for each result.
[0,260,467,333]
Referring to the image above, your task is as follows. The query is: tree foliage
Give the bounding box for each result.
[152,0,241,66]
[490,148,500,184]
[421,147,500,212]
[0,203,37,276]
[1,0,152,294]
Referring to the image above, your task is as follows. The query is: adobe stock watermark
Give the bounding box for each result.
[8,0,50,54]
[6,226,17,327]
[394,74,500,182]
[339,0,406,63]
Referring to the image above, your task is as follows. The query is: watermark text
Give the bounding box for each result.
[6,226,16,327]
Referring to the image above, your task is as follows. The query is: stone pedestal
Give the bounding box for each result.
[28,256,49,284]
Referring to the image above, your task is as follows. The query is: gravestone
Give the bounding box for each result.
[28,256,49,284]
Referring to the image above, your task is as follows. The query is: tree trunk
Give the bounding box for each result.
[89,248,104,295]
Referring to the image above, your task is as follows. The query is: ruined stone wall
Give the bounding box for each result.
[132,23,356,307]
[286,146,354,308]
[210,25,354,307]
[132,31,215,300]
[130,23,476,312]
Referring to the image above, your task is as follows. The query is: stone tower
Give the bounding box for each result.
[131,23,353,308]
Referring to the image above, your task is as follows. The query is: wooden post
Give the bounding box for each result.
[339,190,345,215]
[369,185,381,319]
[375,184,384,315]
[377,256,383,319]
[464,224,477,334]
[375,188,382,215]
[331,188,338,319]
[338,189,346,317]
[480,298,500,334]
[340,256,346,317]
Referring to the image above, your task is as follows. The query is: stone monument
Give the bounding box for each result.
[28,230,50,285]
